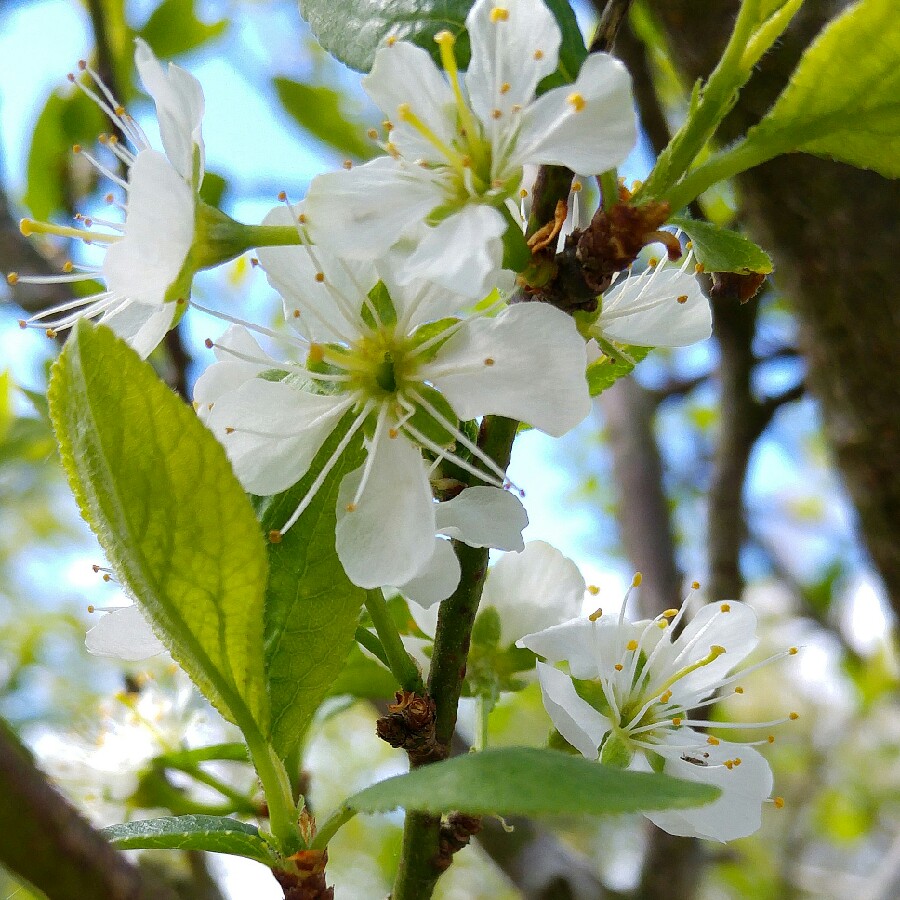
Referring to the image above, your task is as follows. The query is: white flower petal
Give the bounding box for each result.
[519,616,616,679]
[398,538,461,608]
[335,433,436,588]
[258,206,375,342]
[483,541,584,646]
[435,486,528,551]
[193,325,276,418]
[363,42,456,163]
[646,738,773,841]
[536,662,610,759]
[423,303,590,436]
[206,379,346,495]
[85,604,165,661]
[303,158,444,259]
[598,267,711,347]
[512,53,636,174]
[657,601,760,703]
[134,38,205,182]
[466,0,560,127]
[99,300,177,360]
[399,205,507,299]
[102,150,194,308]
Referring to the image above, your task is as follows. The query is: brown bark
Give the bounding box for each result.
[649,0,900,616]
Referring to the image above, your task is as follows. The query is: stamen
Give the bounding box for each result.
[567,93,586,113]
[402,420,506,490]
[397,102,469,176]
[20,218,120,244]
[490,7,509,22]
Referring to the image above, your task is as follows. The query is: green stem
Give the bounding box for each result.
[310,805,357,851]
[365,589,425,693]
[636,0,762,201]
[160,761,258,811]
[661,137,777,212]
[155,743,250,767]
[243,224,303,249]
[243,730,301,855]
[355,625,392,670]
[391,415,519,900]
[599,169,619,212]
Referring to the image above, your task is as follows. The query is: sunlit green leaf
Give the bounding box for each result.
[103,816,278,865]
[669,216,773,275]
[255,419,367,760]
[346,747,719,816]
[274,78,376,160]
[744,0,900,178]
[48,322,269,735]
[586,345,651,396]
[139,0,228,58]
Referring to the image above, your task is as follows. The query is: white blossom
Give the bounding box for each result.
[195,211,589,590]
[9,39,204,357]
[518,580,799,840]
[303,0,636,297]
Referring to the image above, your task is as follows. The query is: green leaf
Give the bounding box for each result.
[138,0,228,58]
[744,0,900,178]
[199,171,228,208]
[256,419,367,760]
[669,216,773,275]
[48,322,269,735]
[299,0,586,82]
[25,91,105,220]
[274,78,376,160]
[102,816,278,865]
[586,345,651,396]
[328,643,399,699]
[346,747,719,816]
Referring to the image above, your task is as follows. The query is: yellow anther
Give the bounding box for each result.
[691,580,701,590]
[383,120,394,132]
[789,712,799,720]
[588,607,603,621]
[662,608,679,618]
[735,686,744,694]
[657,620,669,630]
[343,160,353,170]
[434,30,455,47]
[672,716,682,726]
[298,212,308,224]
[533,49,544,60]
[491,108,502,119]
[224,427,235,434]
[632,572,643,587]
[367,128,378,140]
[789,646,798,655]
[484,357,495,366]
[720,603,731,612]
[98,133,108,144]
[308,344,325,365]
[293,309,301,318]
[631,180,643,191]
[388,428,399,439]
[587,584,600,595]
[105,193,114,203]
[626,640,639,652]
[87,605,95,613]
[677,294,689,304]
[45,328,57,338]
[63,260,74,272]
[72,143,82,154]
[724,760,734,770]
[345,502,357,512]
[114,105,125,116]
[686,240,693,249]
[500,82,511,95]
[519,188,528,198]
[734,757,742,766]
[774,796,784,809]
[695,262,706,274]
[386,35,397,47]
[767,734,775,743]
[567,92,586,112]
[315,272,325,283]
[659,690,672,703]
[490,7,509,23]
[6,272,18,285]
[614,663,623,671]
[268,530,283,544]
[571,181,582,192]
[511,103,522,112]
[277,190,287,201]
[707,736,720,746]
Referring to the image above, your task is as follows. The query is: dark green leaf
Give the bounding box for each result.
[346,747,719,816]
[48,322,270,735]
[103,816,277,865]
[274,78,376,160]
[139,0,228,58]
[256,419,367,760]
[328,643,399,699]
[669,216,773,275]
[299,0,586,83]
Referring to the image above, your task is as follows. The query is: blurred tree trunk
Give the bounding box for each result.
[648,0,900,616]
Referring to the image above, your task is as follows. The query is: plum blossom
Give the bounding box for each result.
[9,39,205,357]
[518,579,799,840]
[303,0,636,297]
[589,251,712,350]
[194,210,590,590]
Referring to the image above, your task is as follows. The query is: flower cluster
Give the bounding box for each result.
[12,0,791,846]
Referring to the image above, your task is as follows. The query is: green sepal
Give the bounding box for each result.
[670,215,773,275]
[363,280,398,329]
